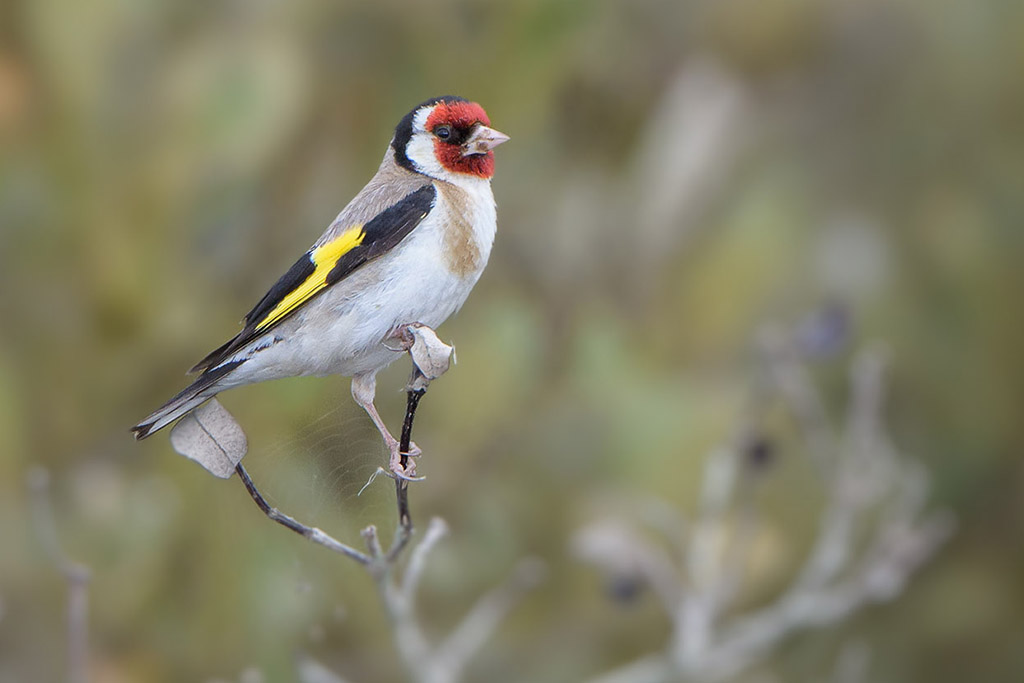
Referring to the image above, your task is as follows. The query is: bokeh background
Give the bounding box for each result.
[2,0,1022,681]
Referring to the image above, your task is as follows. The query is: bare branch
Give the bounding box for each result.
[757,325,836,468]
[401,518,449,602]
[830,641,871,683]
[572,519,682,612]
[236,463,371,565]
[586,654,673,683]
[583,334,954,683]
[295,654,352,683]
[27,467,91,683]
[434,558,547,680]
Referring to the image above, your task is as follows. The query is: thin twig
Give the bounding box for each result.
[395,387,425,535]
[371,533,432,682]
[296,653,353,683]
[235,463,371,565]
[434,558,547,680]
[401,518,449,602]
[757,325,835,471]
[361,525,385,562]
[585,654,673,683]
[367,519,543,683]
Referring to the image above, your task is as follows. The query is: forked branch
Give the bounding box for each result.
[578,332,954,683]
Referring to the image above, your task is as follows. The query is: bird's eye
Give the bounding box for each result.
[434,125,452,140]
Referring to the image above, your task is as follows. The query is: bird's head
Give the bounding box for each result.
[392,96,509,182]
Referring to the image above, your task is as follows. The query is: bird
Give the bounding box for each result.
[131,95,509,479]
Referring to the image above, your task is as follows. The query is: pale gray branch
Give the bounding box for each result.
[573,519,683,612]
[434,558,546,680]
[27,467,91,683]
[586,654,673,683]
[583,336,954,683]
[758,325,836,467]
[830,641,871,683]
[401,518,449,602]
[369,523,541,683]
[296,654,352,683]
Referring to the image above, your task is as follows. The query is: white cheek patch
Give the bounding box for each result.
[405,132,445,178]
[404,107,457,182]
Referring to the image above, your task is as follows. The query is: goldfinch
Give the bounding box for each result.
[132,95,508,478]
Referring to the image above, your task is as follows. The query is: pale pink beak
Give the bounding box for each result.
[462,125,510,156]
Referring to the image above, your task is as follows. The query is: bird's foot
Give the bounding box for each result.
[386,436,424,482]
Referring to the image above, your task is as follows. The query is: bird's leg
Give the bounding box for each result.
[351,372,421,480]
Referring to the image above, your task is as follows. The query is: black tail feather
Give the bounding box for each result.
[131,360,245,439]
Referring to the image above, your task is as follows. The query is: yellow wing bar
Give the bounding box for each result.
[254,225,365,332]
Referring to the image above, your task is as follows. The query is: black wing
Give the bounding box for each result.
[190,184,436,373]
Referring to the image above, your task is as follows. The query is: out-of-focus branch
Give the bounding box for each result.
[757,325,836,470]
[434,558,546,679]
[830,641,871,683]
[573,519,682,612]
[363,518,544,683]
[578,330,954,683]
[400,516,449,603]
[296,654,352,683]
[631,59,749,274]
[585,654,673,683]
[525,59,749,313]
[28,467,91,683]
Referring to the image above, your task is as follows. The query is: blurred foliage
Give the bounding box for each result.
[1,0,1023,681]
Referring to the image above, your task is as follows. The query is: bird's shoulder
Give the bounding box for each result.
[317,156,434,247]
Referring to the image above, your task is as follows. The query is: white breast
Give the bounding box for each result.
[231,178,497,383]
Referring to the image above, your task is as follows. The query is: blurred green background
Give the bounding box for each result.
[2,0,1022,681]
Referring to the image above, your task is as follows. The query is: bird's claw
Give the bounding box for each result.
[389,466,425,483]
[386,438,425,481]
